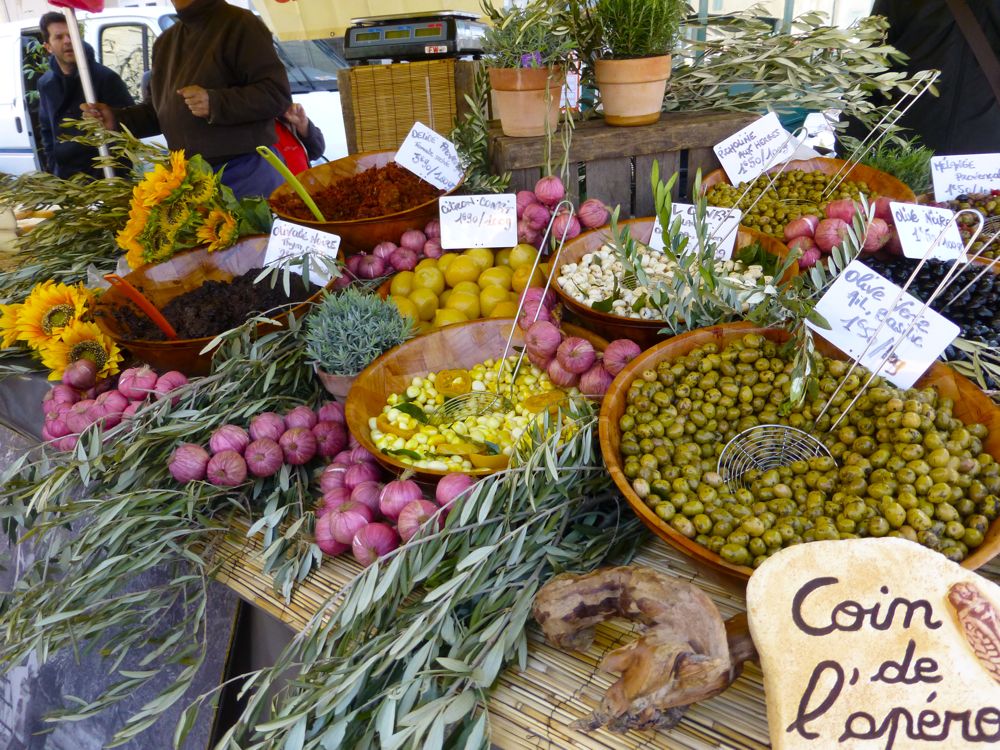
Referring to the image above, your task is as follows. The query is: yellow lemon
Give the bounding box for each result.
[390,294,419,322]
[494,248,512,267]
[439,288,453,307]
[451,280,481,297]
[489,300,519,318]
[433,308,468,328]
[445,290,481,320]
[412,266,445,296]
[512,264,545,293]
[389,270,415,298]
[463,247,494,273]
[415,320,434,335]
[436,252,457,274]
[478,266,513,290]
[479,285,510,317]
[444,256,481,287]
[508,243,538,271]
[407,287,439,321]
[416,257,439,271]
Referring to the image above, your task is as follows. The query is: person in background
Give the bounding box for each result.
[868,0,1000,155]
[37,12,134,179]
[81,0,291,199]
[273,103,325,175]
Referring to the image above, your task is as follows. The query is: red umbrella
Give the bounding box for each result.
[48,0,114,178]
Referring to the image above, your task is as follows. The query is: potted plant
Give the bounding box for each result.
[304,287,414,401]
[482,3,573,137]
[590,0,685,126]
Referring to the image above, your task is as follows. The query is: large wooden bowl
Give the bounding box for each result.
[550,219,796,349]
[346,318,607,481]
[599,322,1000,581]
[93,236,327,376]
[701,156,917,203]
[268,150,457,255]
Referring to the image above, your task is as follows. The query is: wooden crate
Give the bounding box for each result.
[337,60,479,154]
[489,111,758,213]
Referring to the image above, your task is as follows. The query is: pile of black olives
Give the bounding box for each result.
[705,170,869,238]
[618,333,999,568]
[928,191,1000,260]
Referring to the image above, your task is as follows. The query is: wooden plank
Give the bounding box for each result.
[337,68,358,154]
[508,167,538,194]
[685,146,723,200]
[565,164,581,208]
[635,151,681,217]
[454,61,479,124]
[585,157,633,217]
[491,111,756,172]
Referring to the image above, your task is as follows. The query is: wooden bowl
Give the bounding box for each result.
[599,322,1000,581]
[550,219,796,349]
[93,236,327,376]
[268,150,457,255]
[346,318,608,482]
[701,156,917,203]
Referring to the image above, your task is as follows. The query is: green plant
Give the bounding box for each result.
[593,0,684,59]
[449,64,510,193]
[22,37,49,105]
[840,134,934,195]
[481,1,575,69]
[303,287,413,375]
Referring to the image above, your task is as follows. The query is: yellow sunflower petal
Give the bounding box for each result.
[16,281,93,350]
[41,320,122,382]
[0,303,22,349]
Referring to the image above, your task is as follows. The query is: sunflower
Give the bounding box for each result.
[159,198,192,235]
[197,208,238,252]
[0,303,21,348]
[186,165,217,205]
[40,320,122,382]
[116,201,149,256]
[16,281,93,350]
[135,151,187,208]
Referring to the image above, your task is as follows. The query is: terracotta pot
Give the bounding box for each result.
[594,55,671,127]
[488,66,564,137]
[315,367,356,403]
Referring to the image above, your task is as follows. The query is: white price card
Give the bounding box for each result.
[806,260,959,389]
[713,112,799,185]
[265,219,341,286]
[438,194,517,250]
[394,121,464,191]
[889,201,967,262]
[931,153,1000,201]
[649,204,743,260]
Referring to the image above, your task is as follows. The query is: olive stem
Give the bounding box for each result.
[257,146,326,223]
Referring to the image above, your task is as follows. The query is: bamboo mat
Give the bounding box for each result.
[212,521,1000,749]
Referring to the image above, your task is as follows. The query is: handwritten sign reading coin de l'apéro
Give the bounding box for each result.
[747,539,1000,750]
[265,219,341,285]
[438,194,517,250]
[394,122,463,192]
[806,260,958,389]
[649,204,743,260]
[889,201,967,262]
[713,112,799,185]
[931,153,1000,201]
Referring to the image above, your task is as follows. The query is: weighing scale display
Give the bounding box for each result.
[415,28,439,38]
[385,29,410,40]
[355,31,380,42]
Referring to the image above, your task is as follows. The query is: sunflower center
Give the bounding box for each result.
[70,340,109,369]
[41,304,76,334]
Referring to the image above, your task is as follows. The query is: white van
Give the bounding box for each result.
[0,7,348,176]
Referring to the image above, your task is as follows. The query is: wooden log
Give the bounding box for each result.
[585,157,633,218]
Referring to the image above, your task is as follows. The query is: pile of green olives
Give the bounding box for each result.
[617,333,1000,569]
[705,170,870,239]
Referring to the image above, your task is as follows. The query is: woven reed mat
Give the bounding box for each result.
[212,521,1000,749]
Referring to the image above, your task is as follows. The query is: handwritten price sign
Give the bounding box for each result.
[889,202,967,262]
[713,112,799,185]
[265,219,340,285]
[438,194,517,249]
[649,204,743,260]
[931,153,1000,201]
[806,260,958,389]
[395,122,464,191]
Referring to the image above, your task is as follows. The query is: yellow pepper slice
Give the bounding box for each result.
[376,413,417,439]
[437,369,472,397]
[470,452,510,470]
[522,390,568,414]
[436,441,482,456]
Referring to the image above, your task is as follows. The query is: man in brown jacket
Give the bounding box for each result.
[83,0,292,198]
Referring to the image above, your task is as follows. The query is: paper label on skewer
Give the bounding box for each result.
[890,202,968,262]
[806,260,959,389]
[713,112,800,185]
[438,194,517,249]
[395,122,463,191]
[649,204,743,260]
[931,153,1000,201]
[265,219,341,285]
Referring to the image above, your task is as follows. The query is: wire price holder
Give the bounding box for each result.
[428,200,578,426]
[719,209,987,489]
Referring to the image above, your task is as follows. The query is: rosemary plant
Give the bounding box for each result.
[303,288,413,376]
[481,1,574,70]
[592,0,684,58]
[840,134,935,195]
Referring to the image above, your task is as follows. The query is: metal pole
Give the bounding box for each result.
[63,7,115,180]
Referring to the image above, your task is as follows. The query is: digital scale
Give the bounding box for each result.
[344,11,487,63]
